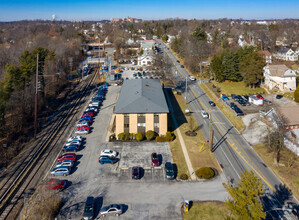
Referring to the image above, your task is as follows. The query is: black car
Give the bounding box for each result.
[209,101,216,107]
[236,95,243,101]
[83,196,94,220]
[234,107,244,116]
[230,102,237,110]
[276,94,283,99]
[165,162,174,180]
[243,95,249,100]
[132,166,140,179]
[238,99,247,106]
[231,94,237,101]
[180,65,184,68]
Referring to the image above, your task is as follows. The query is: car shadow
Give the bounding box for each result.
[76,154,83,161]
[63,180,72,190]
[94,196,103,218]
[158,154,163,166]
[121,204,129,214]
[139,167,144,179]
[172,163,178,179]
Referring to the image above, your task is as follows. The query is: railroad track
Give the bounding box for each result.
[0,69,98,219]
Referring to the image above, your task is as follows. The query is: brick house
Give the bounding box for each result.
[114,79,169,136]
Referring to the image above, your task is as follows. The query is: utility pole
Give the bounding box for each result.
[34,53,39,140]
[200,62,202,84]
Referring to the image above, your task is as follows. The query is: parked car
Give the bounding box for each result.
[208,101,216,107]
[189,76,196,81]
[236,95,243,101]
[230,102,237,110]
[243,95,249,100]
[56,160,74,168]
[76,125,91,131]
[276,94,283,99]
[256,94,264,100]
[80,116,92,122]
[234,107,244,116]
[86,106,98,112]
[40,178,66,190]
[220,94,229,101]
[82,112,94,117]
[180,65,184,68]
[67,136,82,142]
[231,94,237,101]
[151,152,159,166]
[75,129,89,134]
[98,156,118,164]
[100,149,117,158]
[201,110,209,118]
[50,166,70,176]
[57,153,76,162]
[132,166,140,179]
[238,99,247,106]
[165,162,174,180]
[100,204,123,217]
[83,196,95,220]
[62,144,80,153]
[66,140,81,146]
[77,120,90,127]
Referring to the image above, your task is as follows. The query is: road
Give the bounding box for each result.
[157,39,297,219]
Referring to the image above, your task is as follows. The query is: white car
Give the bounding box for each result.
[77,121,89,127]
[75,129,89,134]
[86,107,98,112]
[201,110,209,118]
[67,136,82,142]
[100,149,118,158]
[189,76,196,81]
[65,140,81,146]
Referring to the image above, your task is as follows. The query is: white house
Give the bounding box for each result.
[137,40,155,66]
[263,64,297,91]
[273,48,298,61]
[295,47,299,56]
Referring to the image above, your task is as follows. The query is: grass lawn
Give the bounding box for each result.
[212,81,266,96]
[252,143,299,200]
[183,201,231,220]
[201,82,246,132]
[168,90,220,179]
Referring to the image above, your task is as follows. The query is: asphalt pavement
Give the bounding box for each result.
[157,39,297,219]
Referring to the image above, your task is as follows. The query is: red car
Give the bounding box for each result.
[57,153,76,162]
[76,125,91,131]
[151,152,159,166]
[82,112,94,117]
[41,178,66,190]
[256,94,264,100]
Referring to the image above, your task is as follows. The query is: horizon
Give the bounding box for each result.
[0,0,299,22]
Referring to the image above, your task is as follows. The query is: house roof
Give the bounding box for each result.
[259,50,272,56]
[266,64,296,77]
[114,79,169,114]
[276,106,299,126]
[278,48,291,54]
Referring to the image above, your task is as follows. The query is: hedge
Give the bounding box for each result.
[117,132,130,141]
[195,167,215,179]
[145,130,155,141]
[155,131,175,142]
[136,132,144,141]
[179,173,188,180]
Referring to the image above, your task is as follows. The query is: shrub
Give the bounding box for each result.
[145,130,155,141]
[212,84,216,88]
[216,88,221,93]
[294,87,299,102]
[180,173,188,180]
[109,134,115,141]
[130,133,135,140]
[136,132,144,141]
[118,132,130,141]
[156,132,175,142]
[195,167,215,179]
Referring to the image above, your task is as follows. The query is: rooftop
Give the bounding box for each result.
[266,64,296,77]
[114,79,169,114]
[277,106,299,126]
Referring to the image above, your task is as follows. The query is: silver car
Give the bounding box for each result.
[56,160,74,168]
[50,166,70,176]
[68,136,82,142]
[100,204,123,217]
[65,140,81,146]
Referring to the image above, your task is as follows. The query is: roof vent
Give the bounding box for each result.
[145,84,149,87]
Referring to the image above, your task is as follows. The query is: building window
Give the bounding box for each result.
[137,114,145,132]
[124,114,129,133]
[154,114,159,133]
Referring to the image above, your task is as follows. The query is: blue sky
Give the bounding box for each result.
[0,0,298,21]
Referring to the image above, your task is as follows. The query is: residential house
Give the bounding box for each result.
[273,48,298,61]
[276,37,288,46]
[238,35,255,48]
[137,40,155,66]
[259,50,272,64]
[113,79,169,136]
[263,64,297,91]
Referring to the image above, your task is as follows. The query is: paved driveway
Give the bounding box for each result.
[55,83,228,220]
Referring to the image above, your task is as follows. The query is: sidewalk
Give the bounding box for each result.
[164,89,196,180]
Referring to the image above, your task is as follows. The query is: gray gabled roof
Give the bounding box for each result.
[278,48,291,54]
[114,79,169,114]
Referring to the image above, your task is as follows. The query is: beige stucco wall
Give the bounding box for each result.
[115,114,124,136]
[145,113,154,131]
[129,114,138,133]
[159,113,168,135]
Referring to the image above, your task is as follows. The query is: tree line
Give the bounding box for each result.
[210,47,265,88]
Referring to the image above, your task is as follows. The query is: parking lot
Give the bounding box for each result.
[54,82,227,220]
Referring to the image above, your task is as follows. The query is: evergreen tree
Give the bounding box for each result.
[192,27,207,41]
[223,170,266,220]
